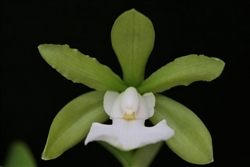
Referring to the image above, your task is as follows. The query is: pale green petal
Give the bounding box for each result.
[98,142,133,167]
[111,9,155,87]
[138,55,225,94]
[42,91,108,160]
[38,44,127,92]
[150,94,213,164]
[4,141,37,167]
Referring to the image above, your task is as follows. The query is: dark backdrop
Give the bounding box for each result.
[1,1,249,166]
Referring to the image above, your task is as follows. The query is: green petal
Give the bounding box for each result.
[111,9,155,87]
[150,94,213,164]
[38,44,127,92]
[98,142,133,167]
[4,141,37,167]
[42,91,108,160]
[138,55,225,94]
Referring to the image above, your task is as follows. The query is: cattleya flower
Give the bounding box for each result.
[39,9,225,166]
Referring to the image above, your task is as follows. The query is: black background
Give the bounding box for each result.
[1,1,249,166]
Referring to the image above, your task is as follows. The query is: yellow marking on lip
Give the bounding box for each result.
[124,112,135,120]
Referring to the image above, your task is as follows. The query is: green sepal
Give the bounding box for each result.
[4,141,37,167]
[42,91,108,160]
[138,55,225,94]
[150,94,213,164]
[38,44,127,92]
[111,9,155,87]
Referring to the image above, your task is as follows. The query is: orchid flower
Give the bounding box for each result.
[85,87,174,151]
[38,9,225,166]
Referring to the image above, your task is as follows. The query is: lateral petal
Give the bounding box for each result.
[103,91,119,116]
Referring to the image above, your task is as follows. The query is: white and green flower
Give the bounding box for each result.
[85,87,174,151]
[38,9,225,166]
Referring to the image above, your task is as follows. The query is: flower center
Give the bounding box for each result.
[123,112,135,120]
